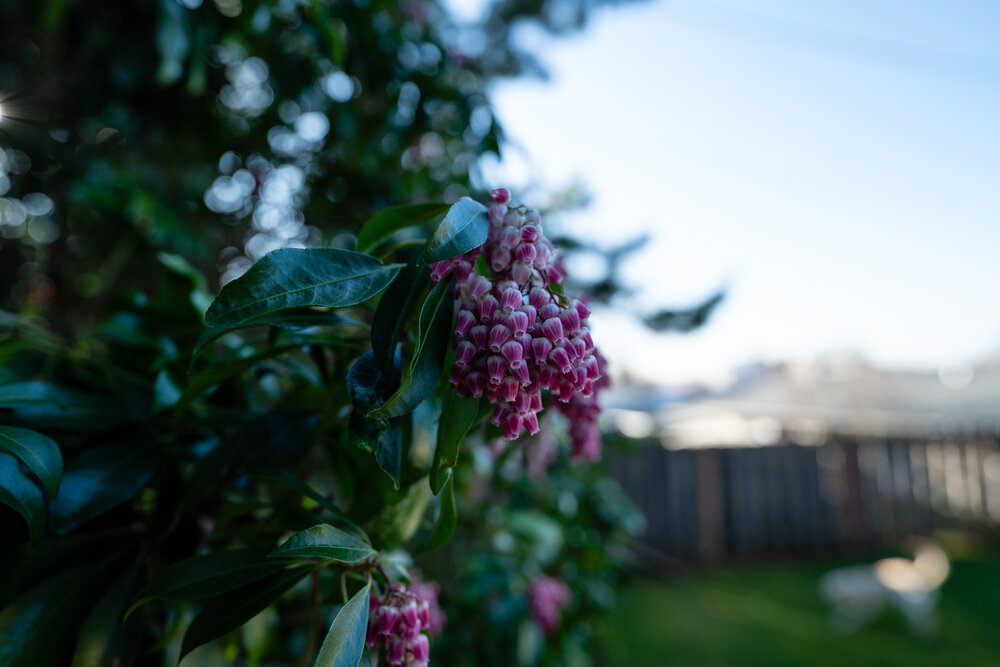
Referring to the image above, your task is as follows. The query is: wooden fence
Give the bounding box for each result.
[604,435,1000,563]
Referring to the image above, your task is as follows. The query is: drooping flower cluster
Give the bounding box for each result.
[553,350,611,460]
[430,188,605,444]
[527,576,571,635]
[366,583,433,666]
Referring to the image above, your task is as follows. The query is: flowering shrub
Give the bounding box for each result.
[0,192,637,666]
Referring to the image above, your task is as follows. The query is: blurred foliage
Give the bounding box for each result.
[0,1,669,665]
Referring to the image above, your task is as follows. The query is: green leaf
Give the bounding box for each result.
[0,383,131,431]
[374,419,403,490]
[126,550,287,619]
[0,564,107,667]
[367,279,454,421]
[204,248,403,328]
[152,370,183,413]
[367,479,430,551]
[313,582,371,667]
[430,389,480,494]
[253,470,361,532]
[0,426,62,498]
[175,344,302,415]
[416,475,457,555]
[0,454,45,541]
[417,198,488,266]
[71,566,138,667]
[180,566,311,659]
[370,259,431,381]
[356,202,449,254]
[192,309,366,363]
[345,352,404,487]
[270,524,376,564]
[50,445,155,535]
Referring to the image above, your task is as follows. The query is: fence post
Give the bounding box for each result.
[695,448,725,563]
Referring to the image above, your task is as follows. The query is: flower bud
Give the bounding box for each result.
[510,261,532,284]
[487,356,506,385]
[541,318,565,345]
[468,275,491,300]
[455,309,475,336]
[502,413,523,440]
[531,337,553,364]
[508,310,529,337]
[499,286,522,313]
[489,324,512,352]
[429,261,452,282]
[549,346,572,373]
[500,376,520,402]
[538,303,560,321]
[490,188,511,204]
[477,294,499,321]
[559,307,581,335]
[529,287,550,309]
[521,225,540,244]
[516,243,537,265]
[469,325,488,351]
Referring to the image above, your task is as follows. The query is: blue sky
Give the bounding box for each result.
[460,0,1000,385]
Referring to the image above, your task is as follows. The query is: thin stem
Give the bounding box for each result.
[341,569,349,603]
[298,569,323,667]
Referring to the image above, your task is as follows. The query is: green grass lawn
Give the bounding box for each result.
[597,549,1000,666]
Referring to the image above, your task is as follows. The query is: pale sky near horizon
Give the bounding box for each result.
[452,0,1000,387]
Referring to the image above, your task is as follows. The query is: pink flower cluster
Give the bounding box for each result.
[366,583,432,666]
[527,576,571,635]
[430,188,603,442]
[408,576,446,638]
[553,350,611,460]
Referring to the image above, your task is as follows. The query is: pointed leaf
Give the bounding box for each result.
[0,454,45,541]
[0,564,107,666]
[71,566,139,667]
[430,389,480,494]
[0,383,130,431]
[50,445,155,535]
[417,198,488,265]
[126,550,287,619]
[313,582,371,667]
[192,309,365,363]
[205,248,403,328]
[416,476,457,555]
[356,202,449,253]
[0,426,62,497]
[270,524,376,564]
[367,279,454,421]
[180,566,311,659]
[371,259,430,381]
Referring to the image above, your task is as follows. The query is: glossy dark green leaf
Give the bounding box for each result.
[371,259,430,381]
[356,202,449,254]
[204,248,403,328]
[126,550,287,619]
[368,279,454,421]
[180,566,311,659]
[71,565,138,667]
[0,454,45,541]
[0,426,62,497]
[192,309,366,363]
[0,565,106,666]
[416,475,457,555]
[313,582,371,667]
[0,383,131,431]
[430,389,480,494]
[270,524,376,564]
[416,198,488,265]
[374,419,403,490]
[50,445,155,535]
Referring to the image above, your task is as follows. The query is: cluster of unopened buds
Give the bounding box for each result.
[366,582,437,666]
[527,575,571,635]
[430,188,607,453]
